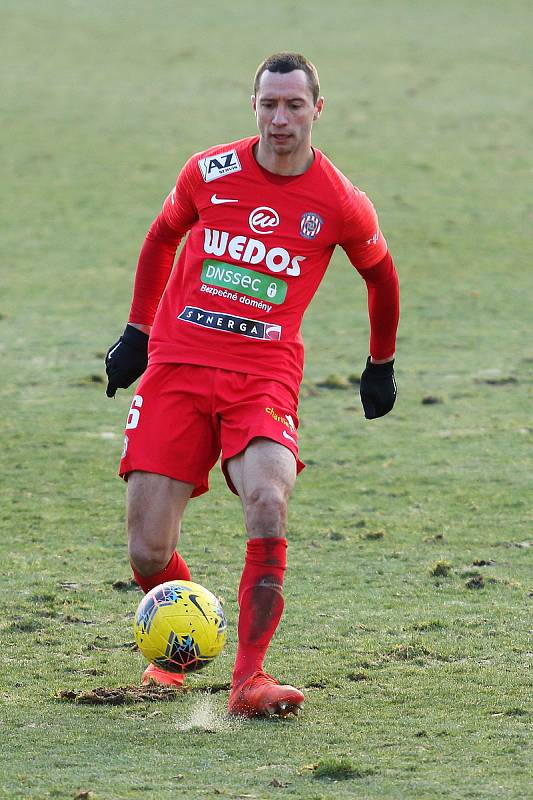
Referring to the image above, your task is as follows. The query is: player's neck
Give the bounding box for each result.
[253,140,314,176]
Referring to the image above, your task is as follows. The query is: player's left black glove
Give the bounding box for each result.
[105,324,149,398]
[359,356,397,419]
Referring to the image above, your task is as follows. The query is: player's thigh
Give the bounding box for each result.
[120,363,220,497]
[127,471,195,556]
[219,373,304,499]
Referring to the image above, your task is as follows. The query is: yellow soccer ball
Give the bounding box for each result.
[133,580,227,673]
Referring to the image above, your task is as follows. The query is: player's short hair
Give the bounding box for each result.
[253,52,320,104]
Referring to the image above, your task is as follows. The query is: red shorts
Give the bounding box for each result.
[119,363,304,497]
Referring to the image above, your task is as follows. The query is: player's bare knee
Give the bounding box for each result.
[245,485,289,535]
[249,484,288,513]
[128,539,171,576]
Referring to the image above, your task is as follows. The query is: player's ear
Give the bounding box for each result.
[251,95,257,113]
[313,97,324,121]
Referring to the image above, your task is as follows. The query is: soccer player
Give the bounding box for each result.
[105,52,399,717]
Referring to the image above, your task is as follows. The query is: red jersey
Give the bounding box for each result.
[129,135,397,396]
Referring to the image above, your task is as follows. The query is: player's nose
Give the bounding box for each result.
[271,105,288,125]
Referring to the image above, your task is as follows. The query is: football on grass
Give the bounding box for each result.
[133,580,227,673]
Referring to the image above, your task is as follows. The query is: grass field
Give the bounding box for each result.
[1,1,532,798]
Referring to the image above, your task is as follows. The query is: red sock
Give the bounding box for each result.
[131,551,191,594]
[232,537,287,687]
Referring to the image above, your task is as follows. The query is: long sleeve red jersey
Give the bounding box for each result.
[128,136,399,396]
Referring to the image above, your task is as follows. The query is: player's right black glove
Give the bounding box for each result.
[359,356,397,419]
[105,324,149,398]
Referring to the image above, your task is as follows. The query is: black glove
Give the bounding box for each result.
[105,324,149,398]
[359,356,396,419]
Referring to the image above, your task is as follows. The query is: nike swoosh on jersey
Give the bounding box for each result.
[283,430,297,444]
[211,194,239,204]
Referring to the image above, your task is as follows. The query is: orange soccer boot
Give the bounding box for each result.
[228,670,304,718]
[142,663,185,688]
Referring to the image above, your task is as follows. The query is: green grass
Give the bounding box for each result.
[1,1,532,798]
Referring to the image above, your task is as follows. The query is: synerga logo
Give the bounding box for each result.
[249,206,279,235]
[203,228,304,277]
[178,307,282,341]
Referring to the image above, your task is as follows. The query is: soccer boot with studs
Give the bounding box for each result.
[142,663,185,688]
[228,670,304,717]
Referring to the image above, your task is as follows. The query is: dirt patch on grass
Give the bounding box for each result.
[58,681,231,705]
[58,685,185,704]
[362,530,385,540]
[430,560,452,577]
[476,376,517,386]
[75,374,105,386]
[8,618,46,633]
[423,533,444,544]
[385,643,452,663]
[85,636,137,651]
[111,579,139,591]
[465,574,485,589]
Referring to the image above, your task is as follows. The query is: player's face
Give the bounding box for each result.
[252,69,323,159]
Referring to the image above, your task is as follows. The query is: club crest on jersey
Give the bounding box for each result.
[198,150,242,182]
[300,212,323,240]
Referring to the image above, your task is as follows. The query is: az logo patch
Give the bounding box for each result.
[198,150,242,182]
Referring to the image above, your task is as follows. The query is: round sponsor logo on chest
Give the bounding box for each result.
[300,212,323,239]
[249,206,280,235]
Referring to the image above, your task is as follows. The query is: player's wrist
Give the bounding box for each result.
[369,353,395,365]
[127,322,152,335]
[366,356,394,376]
[123,324,150,352]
